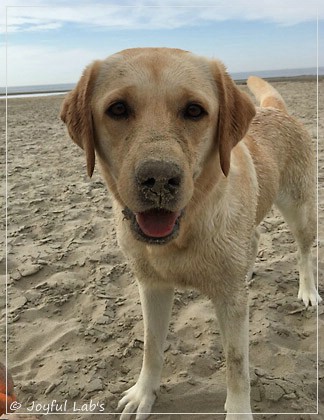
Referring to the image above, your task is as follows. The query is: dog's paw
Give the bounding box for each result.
[298,285,322,307]
[117,382,156,420]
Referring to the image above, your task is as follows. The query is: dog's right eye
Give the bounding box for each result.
[106,101,129,119]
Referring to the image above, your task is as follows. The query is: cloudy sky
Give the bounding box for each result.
[1,0,323,87]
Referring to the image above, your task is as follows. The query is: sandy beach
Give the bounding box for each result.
[0,78,323,419]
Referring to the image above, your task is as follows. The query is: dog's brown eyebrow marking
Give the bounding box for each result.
[101,85,137,107]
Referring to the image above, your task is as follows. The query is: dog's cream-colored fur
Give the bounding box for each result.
[61,48,321,419]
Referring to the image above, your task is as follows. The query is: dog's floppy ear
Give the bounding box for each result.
[60,60,101,178]
[212,61,256,177]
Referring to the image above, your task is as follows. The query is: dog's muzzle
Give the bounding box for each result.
[123,160,184,244]
[135,160,183,208]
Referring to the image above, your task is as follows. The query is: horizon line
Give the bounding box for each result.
[1,66,324,91]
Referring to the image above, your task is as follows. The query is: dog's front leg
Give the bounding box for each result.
[214,291,253,420]
[118,282,174,420]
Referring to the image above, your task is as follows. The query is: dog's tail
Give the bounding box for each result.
[247,76,287,113]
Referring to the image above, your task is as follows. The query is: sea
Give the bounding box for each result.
[0,67,323,99]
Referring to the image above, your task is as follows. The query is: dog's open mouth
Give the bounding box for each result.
[122,208,183,244]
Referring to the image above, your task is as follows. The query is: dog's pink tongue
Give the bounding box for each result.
[136,210,180,238]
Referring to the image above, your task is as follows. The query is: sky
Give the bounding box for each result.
[1,0,324,87]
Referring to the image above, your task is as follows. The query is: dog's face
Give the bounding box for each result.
[61,48,255,245]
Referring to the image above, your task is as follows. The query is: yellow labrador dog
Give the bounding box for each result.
[60,48,321,419]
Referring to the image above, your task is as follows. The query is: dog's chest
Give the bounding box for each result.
[131,232,249,294]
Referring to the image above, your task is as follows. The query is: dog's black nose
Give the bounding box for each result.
[135,160,182,206]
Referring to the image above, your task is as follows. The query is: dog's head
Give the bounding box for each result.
[60,48,255,245]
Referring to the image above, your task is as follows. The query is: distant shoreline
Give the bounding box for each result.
[1,74,323,99]
[0,91,69,99]
[235,74,324,85]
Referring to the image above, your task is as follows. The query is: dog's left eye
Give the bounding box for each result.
[183,104,206,120]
